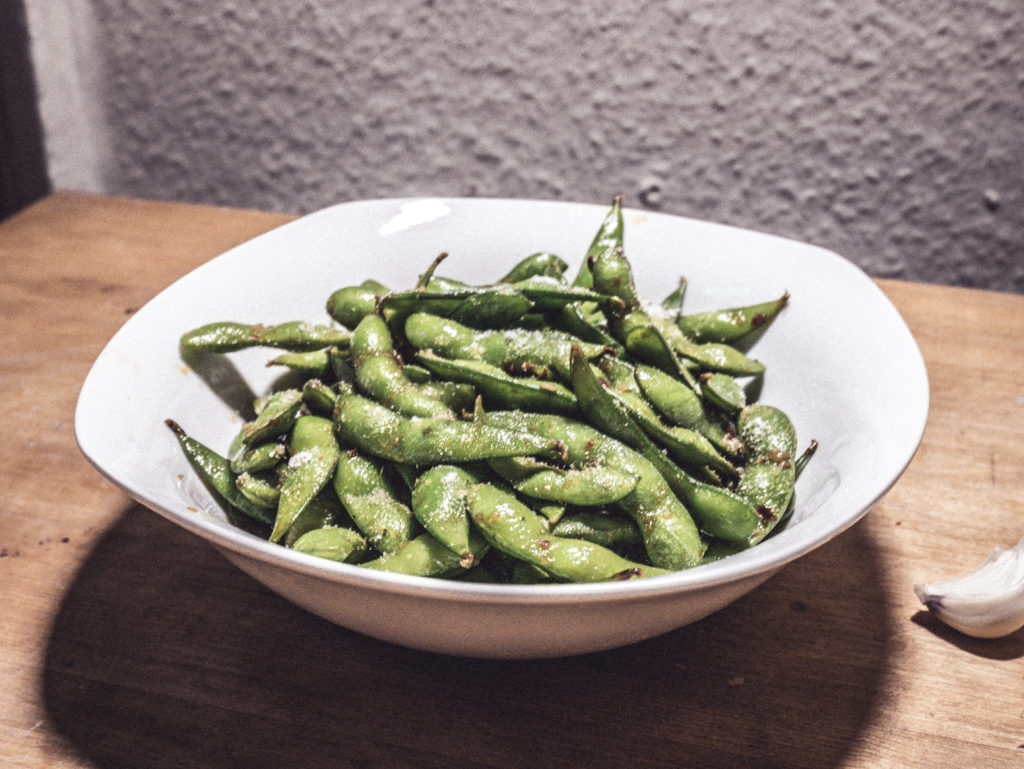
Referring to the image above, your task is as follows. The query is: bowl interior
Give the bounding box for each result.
[75,197,928,602]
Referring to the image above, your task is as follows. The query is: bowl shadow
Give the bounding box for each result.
[43,503,894,769]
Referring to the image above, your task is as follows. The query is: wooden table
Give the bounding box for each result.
[2,192,1022,768]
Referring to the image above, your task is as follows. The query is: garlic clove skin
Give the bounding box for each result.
[914,535,1024,639]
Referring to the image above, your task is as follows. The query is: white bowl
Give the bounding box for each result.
[75,197,928,659]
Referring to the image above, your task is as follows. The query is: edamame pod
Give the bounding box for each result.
[241,389,303,446]
[333,448,418,553]
[326,283,387,329]
[569,346,760,542]
[486,455,639,507]
[291,525,367,563]
[633,364,741,456]
[677,292,789,344]
[404,312,609,381]
[621,311,765,377]
[360,532,490,578]
[271,416,342,542]
[235,471,280,509]
[266,347,332,377]
[700,372,746,414]
[478,410,705,569]
[351,313,455,419]
[282,489,344,547]
[301,378,339,416]
[410,464,485,566]
[333,392,566,466]
[230,441,286,475]
[181,320,351,353]
[416,351,578,415]
[466,483,669,582]
[736,404,798,544]
[499,251,568,283]
[552,511,644,556]
[570,194,623,289]
[165,419,274,525]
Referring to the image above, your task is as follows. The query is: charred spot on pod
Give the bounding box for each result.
[611,567,643,580]
[756,505,776,524]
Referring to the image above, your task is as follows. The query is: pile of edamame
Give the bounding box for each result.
[168,197,815,583]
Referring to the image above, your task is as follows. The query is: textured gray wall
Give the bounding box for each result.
[40,1,1024,290]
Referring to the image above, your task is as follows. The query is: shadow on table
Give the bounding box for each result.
[43,503,894,769]
[910,611,1024,660]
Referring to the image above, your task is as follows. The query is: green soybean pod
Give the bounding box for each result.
[736,404,799,544]
[240,389,303,446]
[270,415,342,543]
[486,456,639,507]
[499,251,569,283]
[551,511,644,556]
[230,441,286,475]
[570,194,623,289]
[466,483,669,582]
[181,320,351,353]
[676,292,789,345]
[633,364,741,456]
[327,284,386,329]
[568,345,760,543]
[478,410,705,570]
[403,311,609,381]
[266,347,332,377]
[333,448,418,554]
[350,313,455,419]
[415,351,578,415]
[291,525,368,563]
[165,419,274,526]
[333,392,566,466]
[360,532,490,578]
[410,464,485,566]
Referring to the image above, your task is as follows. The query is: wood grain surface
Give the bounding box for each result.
[2,193,1022,769]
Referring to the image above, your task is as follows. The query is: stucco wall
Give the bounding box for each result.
[29,0,1024,291]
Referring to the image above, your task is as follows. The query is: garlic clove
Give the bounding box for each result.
[914,535,1024,639]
